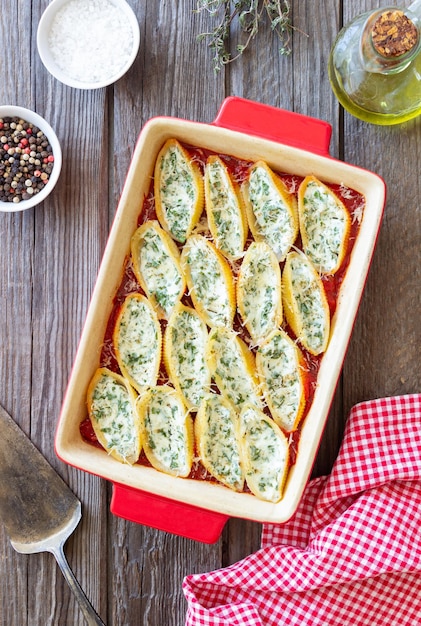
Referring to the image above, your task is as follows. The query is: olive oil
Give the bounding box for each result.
[329,7,421,125]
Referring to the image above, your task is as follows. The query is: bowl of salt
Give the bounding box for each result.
[37,0,140,89]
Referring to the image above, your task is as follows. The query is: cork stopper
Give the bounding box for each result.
[371,10,418,57]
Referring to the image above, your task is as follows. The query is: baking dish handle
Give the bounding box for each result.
[213,96,332,157]
[110,482,229,543]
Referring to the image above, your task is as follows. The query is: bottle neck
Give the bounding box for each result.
[360,7,421,74]
[408,0,421,20]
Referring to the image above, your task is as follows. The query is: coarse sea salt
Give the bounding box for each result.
[48,0,135,84]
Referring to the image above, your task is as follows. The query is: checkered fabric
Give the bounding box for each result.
[183,394,421,625]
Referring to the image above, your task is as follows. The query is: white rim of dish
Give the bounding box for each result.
[0,105,62,212]
[36,0,141,90]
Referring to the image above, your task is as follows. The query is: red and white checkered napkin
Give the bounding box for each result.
[183,394,421,625]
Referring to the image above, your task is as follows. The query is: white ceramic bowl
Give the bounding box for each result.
[37,0,140,90]
[0,105,62,213]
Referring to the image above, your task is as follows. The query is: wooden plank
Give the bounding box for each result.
[23,1,110,622]
[223,0,342,565]
[341,0,421,413]
[0,1,39,624]
[108,3,227,625]
[292,0,345,481]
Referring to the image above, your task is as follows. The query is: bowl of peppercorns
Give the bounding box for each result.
[0,105,62,212]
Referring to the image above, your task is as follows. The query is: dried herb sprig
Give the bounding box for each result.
[195,0,293,71]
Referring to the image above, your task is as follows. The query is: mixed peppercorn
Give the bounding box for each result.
[0,116,55,203]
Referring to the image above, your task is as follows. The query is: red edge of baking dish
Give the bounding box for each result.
[213,96,332,156]
[109,98,333,543]
[56,97,384,544]
[110,483,228,543]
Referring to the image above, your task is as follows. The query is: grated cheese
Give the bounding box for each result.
[48,0,134,84]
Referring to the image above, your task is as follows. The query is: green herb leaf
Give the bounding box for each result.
[194,0,294,72]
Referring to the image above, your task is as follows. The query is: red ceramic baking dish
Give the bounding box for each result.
[56,97,386,543]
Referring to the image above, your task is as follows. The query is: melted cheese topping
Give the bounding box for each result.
[113,294,161,393]
[181,235,235,328]
[240,405,289,502]
[165,304,210,410]
[205,156,246,260]
[256,330,305,432]
[139,386,192,477]
[299,176,349,274]
[207,327,262,411]
[91,142,352,498]
[131,221,185,319]
[283,251,330,355]
[237,241,282,344]
[195,393,244,491]
[245,162,297,261]
[88,368,140,464]
[154,139,203,243]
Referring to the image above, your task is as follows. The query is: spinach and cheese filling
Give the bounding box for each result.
[243,161,298,261]
[131,220,185,319]
[181,234,235,328]
[89,140,359,503]
[195,393,244,491]
[154,138,204,243]
[237,241,282,345]
[299,176,350,274]
[282,251,330,355]
[137,386,193,478]
[240,404,289,502]
[113,293,161,393]
[204,155,246,260]
[87,368,141,465]
[164,303,210,410]
[256,329,306,433]
[207,327,263,411]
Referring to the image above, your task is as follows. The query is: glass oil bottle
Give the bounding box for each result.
[329,2,421,124]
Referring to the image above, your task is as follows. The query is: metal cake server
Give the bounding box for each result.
[0,403,105,626]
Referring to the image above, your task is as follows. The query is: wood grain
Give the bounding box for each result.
[0,1,420,624]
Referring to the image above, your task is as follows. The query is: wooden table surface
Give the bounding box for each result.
[1,1,420,624]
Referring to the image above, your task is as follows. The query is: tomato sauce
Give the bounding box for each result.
[81,141,365,487]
